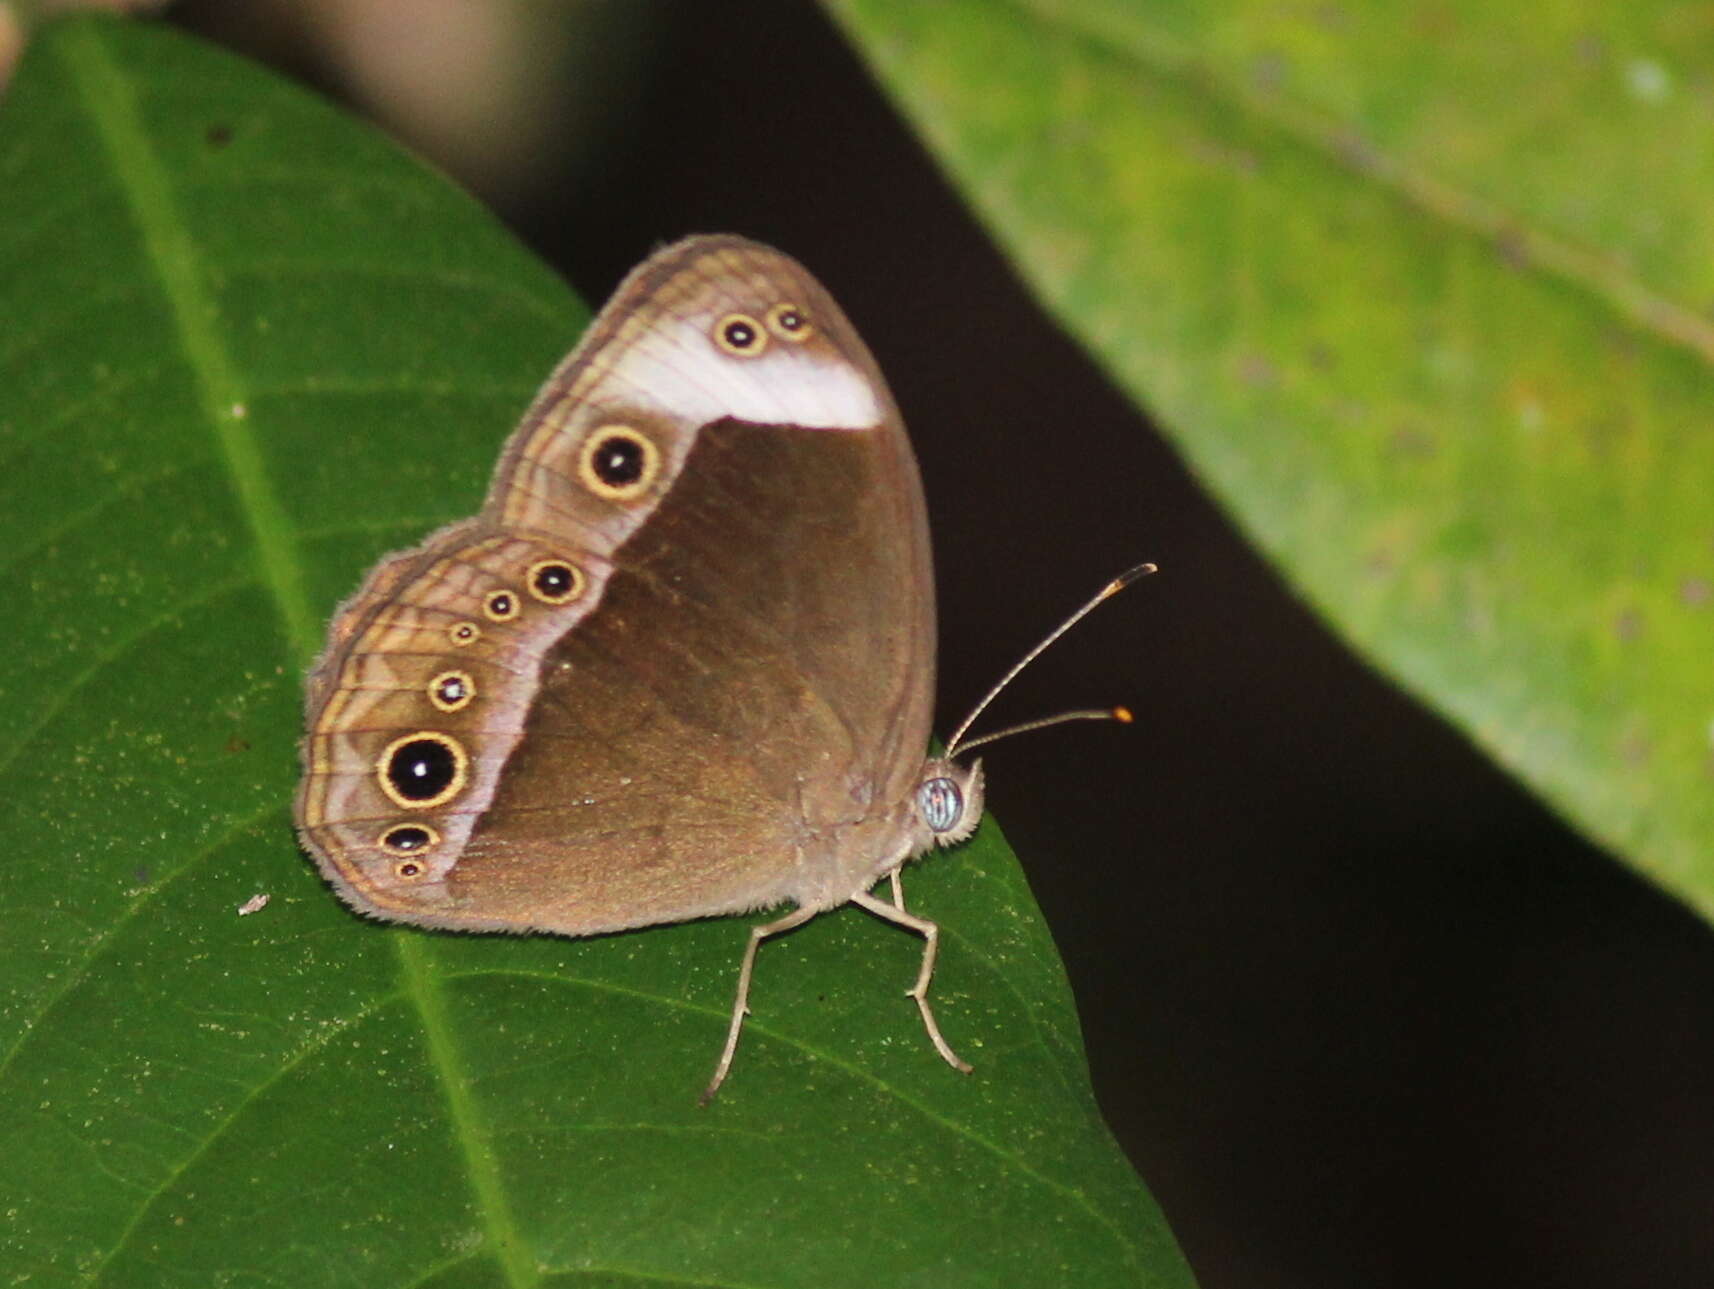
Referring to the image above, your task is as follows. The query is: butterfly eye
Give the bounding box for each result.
[380,824,439,858]
[766,303,813,343]
[578,425,661,501]
[377,732,468,809]
[714,312,767,356]
[527,559,585,605]
[427,670,475,712]
[916,776,964,835]
[448,621,481,647]
[483,589,520,622]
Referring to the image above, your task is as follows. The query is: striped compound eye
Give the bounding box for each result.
[916,776,964,835]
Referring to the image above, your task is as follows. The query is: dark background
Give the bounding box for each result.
[172,4,1714,1287]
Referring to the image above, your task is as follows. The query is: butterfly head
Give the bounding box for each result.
[914,757,984,849]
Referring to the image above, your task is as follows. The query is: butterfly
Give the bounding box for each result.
[296,235,1142,1098]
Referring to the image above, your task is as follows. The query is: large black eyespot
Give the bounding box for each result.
[378,732,467,808]
[714,312,767,356]
[916,776,964,835]
[528,558,585,605]
[595,437,643,483]
[578,425,660,501]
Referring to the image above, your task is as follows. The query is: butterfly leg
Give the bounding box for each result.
[701,903,819,1104]
[850,887,974,1076]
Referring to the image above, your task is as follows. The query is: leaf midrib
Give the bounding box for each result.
[55,20,534,1289]
[58,22,318,661]
[395,934,539,1289]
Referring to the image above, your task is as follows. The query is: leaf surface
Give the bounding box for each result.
[0,17,1192,1289]
[830,0,1714,919]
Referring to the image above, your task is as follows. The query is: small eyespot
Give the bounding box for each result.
[916,776,964,835]
[378,732,468,809]
[483,589,519,622]
[527,559,585,605]
[380,823,439,857]
[427,670,474,712]
[449,621,481,647]
[394,858,425,879]
[766,303,813,343]
[578,425,660,501]
[714,312,767,356]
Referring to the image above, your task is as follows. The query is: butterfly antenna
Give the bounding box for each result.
[951,705,1133,755]
[943,562,1156,761]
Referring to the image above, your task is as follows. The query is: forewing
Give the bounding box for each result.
[296,237,935,934]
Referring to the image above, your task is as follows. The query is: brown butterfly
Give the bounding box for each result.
[296,235,1140,1098]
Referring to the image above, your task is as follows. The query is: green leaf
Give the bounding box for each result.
[0,16,1191,1288]
[827,0,1714,920]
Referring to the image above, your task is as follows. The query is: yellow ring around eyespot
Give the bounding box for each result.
[427,669,475,713]
[375,730,469,811]
[448,621,481,647]
[713,312,767,357]
[379,822,441,860]
[526,558,586,605]
[482,589,520,622]
[766,302,813,343]
[577,425,660,502]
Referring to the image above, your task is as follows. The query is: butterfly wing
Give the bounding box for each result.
[296,237,935,935]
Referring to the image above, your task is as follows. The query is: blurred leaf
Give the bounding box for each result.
[828,0,1714,922]
[0,16,1191,1289]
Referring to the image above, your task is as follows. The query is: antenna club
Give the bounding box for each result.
[1101,562,1158,598]
[1113,706,1134,723]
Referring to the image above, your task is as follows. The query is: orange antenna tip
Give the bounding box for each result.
[1101,562,1158,598]
[944,560,1156,760]
[1113,706,1134,724]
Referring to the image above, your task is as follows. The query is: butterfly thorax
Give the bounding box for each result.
[791,756,985,911]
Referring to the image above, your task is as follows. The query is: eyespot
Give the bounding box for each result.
[527,559,585,605]
[448,621,481,647]
[766,303,813,343]
[394,857,426,879]
[916,776,964,835]
[483,589,520,622]
[380,823,439,858]
[714,312,767,357]
[377,732,468,809]
[427,670,474,713]
[578,425,660,501]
